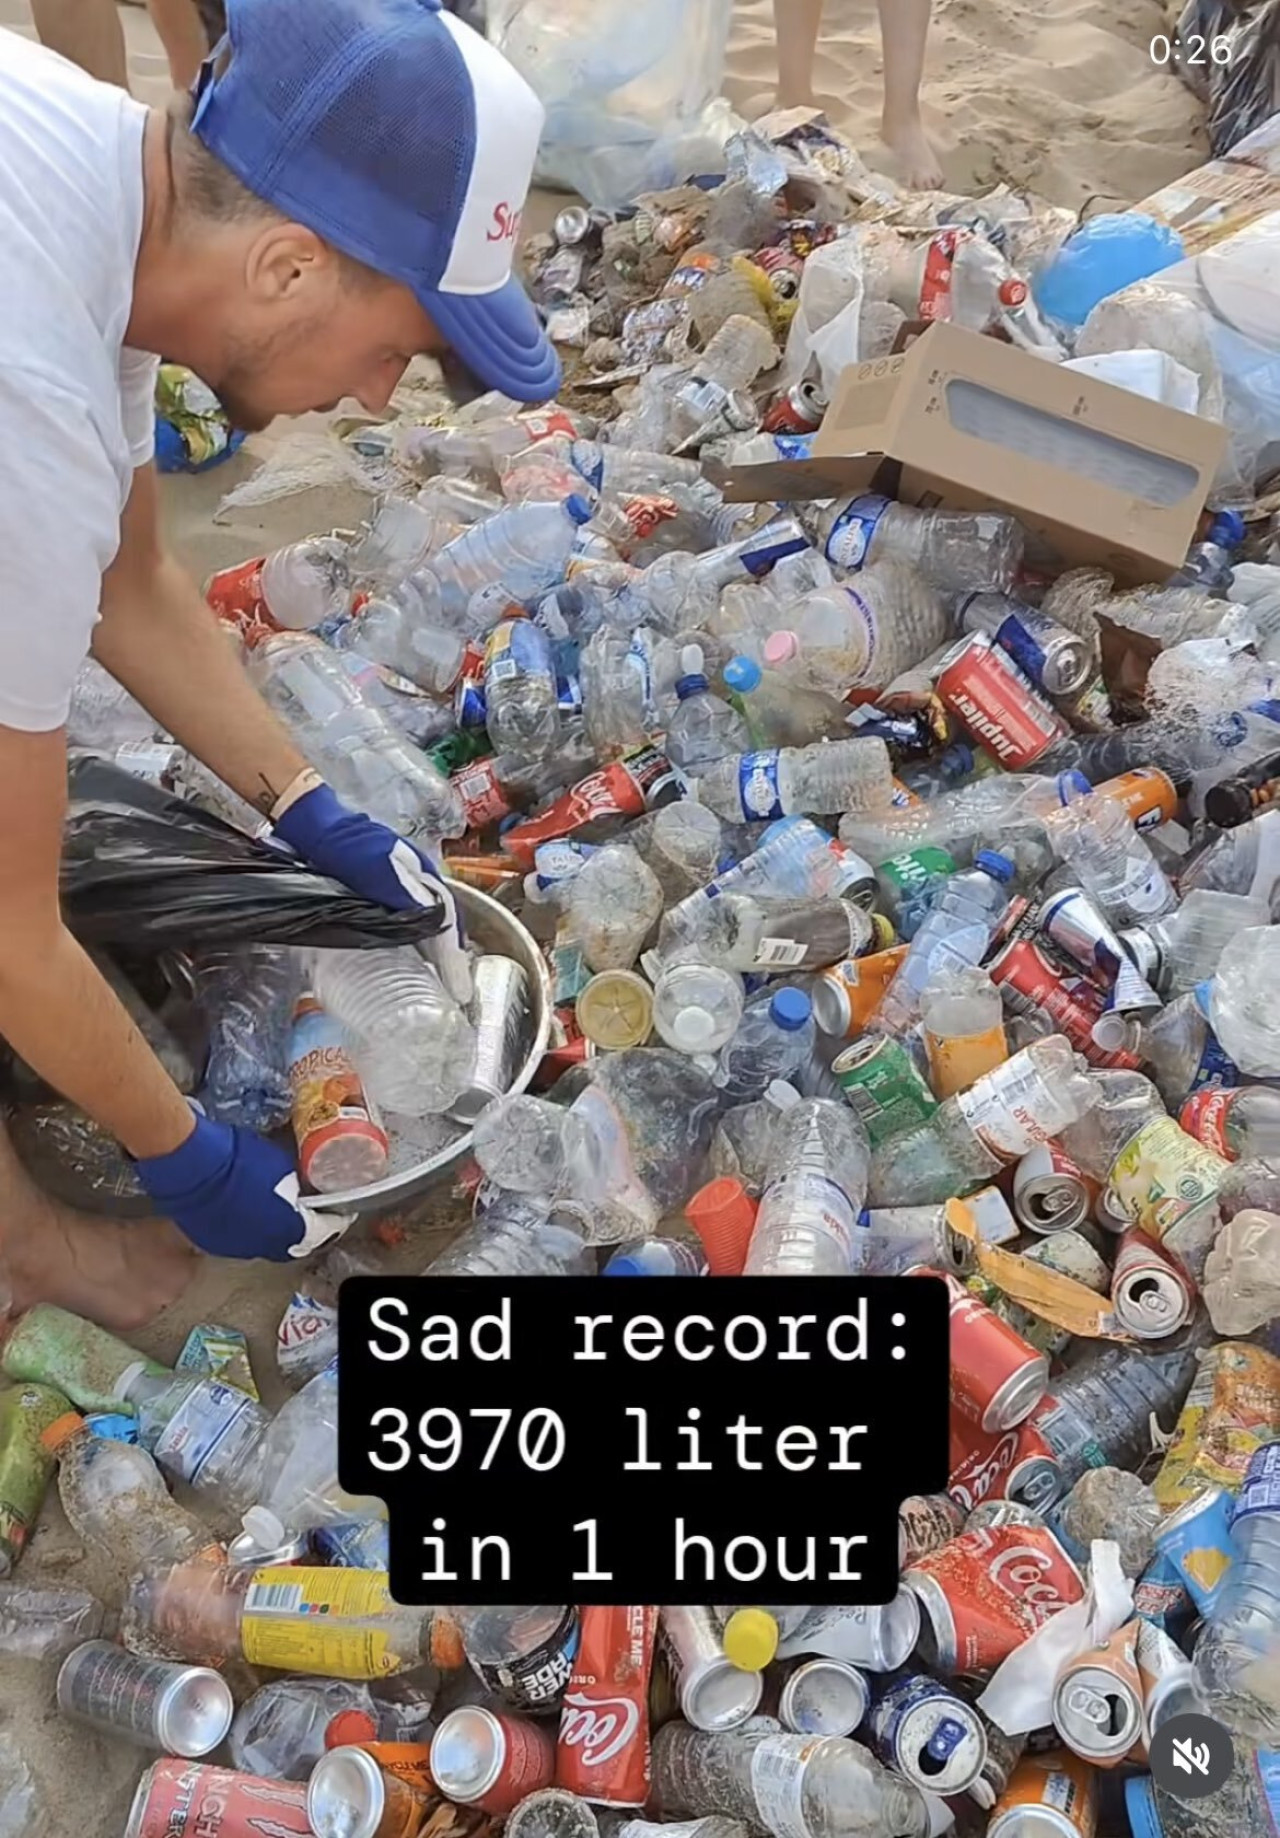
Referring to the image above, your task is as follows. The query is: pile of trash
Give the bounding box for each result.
[11,90,1280,1838]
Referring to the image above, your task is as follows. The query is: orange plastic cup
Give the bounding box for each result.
[686,1177,759,1276]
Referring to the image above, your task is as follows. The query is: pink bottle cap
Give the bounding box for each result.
[763,630,799,665]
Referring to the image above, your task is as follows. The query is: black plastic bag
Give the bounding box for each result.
[61,757,447,950]
[1176,0,1280,156]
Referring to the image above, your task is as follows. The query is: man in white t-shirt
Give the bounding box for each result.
[0,0,559,1327]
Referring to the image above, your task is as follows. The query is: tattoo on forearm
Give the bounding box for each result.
[253,775,279,815]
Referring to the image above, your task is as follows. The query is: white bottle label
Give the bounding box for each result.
[956,1056,1077,1159]
[824,494,890,572]
[738,752,786,821]
[154,1380,257,1486]
[750,1734,819,1838]
[755,936,811,968]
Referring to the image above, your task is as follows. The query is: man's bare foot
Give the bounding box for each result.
[5,1201,197,1332]
[882,113,944,190]
[775,83,817,111]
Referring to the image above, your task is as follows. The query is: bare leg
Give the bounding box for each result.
[27,0,130,88]
[0,1121,196,1331]
[146,0,209,92]
[773,0,824,110]
[877,0,943,190]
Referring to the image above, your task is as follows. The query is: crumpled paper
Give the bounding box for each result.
[978,1539,1133,1734]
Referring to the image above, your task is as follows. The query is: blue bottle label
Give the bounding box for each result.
[1234,1440,1280,1523]
[1189,982,1241,1093]
[824,493,891,571]
[994,609,1051,688]
[738,750,786,821]
[485,617,551,686]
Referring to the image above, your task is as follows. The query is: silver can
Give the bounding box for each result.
[778,1597,921,1673]
[1013,1141,1094,1235]
[868,1670,988,1796]
[957,592,1093,698]
[659,1606,761,1731]
[307,1745,427,1838]
[1110,1228,1195,1339]
[554,205,593,246]
[56,1640,233,1756]
[449,954,532,1122]
[1050,1646,1144,1765]
[778,1657,869,1736]
[1136,1620,1201,1739]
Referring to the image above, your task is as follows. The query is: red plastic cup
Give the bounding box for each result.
[686,1177,758,1276]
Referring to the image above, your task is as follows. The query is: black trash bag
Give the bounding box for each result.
[60,756,447,950]
[1176,0,1280,156]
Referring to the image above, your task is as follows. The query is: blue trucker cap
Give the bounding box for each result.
[190,0,561,403]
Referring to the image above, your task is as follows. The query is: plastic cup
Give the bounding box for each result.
[685,1177,758,1276]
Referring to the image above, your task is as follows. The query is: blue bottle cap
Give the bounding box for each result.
[1210,507,1246,549]
[724,655,763,694]
[602,1251,649,1276]
[974,849,1015,881]
[1123,1776,1163,1838]
[565,493,594,525]
[769,987,812,1031]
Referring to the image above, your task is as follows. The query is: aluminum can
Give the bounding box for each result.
[935,632,1069,767]
[868,1670,988,1795]
[430,1708,556,1817]
[57,1641,233,1756]
[123,1761,311,1838]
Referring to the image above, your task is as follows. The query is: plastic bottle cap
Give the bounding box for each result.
[603,1251,650,1277]
[39,1412,85,1454]
[241,1505,287,1550]
[565,493,594,525]
[763,630,799,665]
[672,1005,718,1050]
[974,849,1015,882]
[681,644,704,677]
[765,1079,802,1109]
[723,655,762,694]
[576,971,654,1050]
[769,987,812,1031]
[1212,507,1247,548]
[325,1709,379,1750]
[685,1177,759,1277]
[722,1607,780,1671]
[1122,1776,1161,1838]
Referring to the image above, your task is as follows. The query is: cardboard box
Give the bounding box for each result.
[715,321,1226,585]
[1137,111,1280,255]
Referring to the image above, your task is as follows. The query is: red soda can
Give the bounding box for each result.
[430,1708,556,1817]
[203,557,282,648]
[898,1493,966,1567]
[453,756,516,831]
[500,746,678,869]
[989,939,1140,1071]
[533,1007,593,1091]
[557,1605,657,1804]
[761,378,827,434]
[935,633,1069,768]
[922,1268,1050,1433]
[905,1523,1085,1676]
[123,1760,311,1838]
[949,1416,1064,1516]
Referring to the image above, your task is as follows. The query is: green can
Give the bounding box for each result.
[833,1034,939,1147]
[0,1383,72,1575]
[0,1304,166,1415]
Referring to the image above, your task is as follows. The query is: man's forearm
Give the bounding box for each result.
[0,923,197,1159]
[95,550,309,817]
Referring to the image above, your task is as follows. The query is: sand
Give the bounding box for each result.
[0,0,1210,1827]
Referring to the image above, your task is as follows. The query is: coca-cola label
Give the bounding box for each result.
[557,1604,656,1803]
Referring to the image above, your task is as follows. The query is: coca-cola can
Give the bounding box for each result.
[1109,1228,1195,1340]
[935,633,1069,767]
[899,1493,966,1567]
[57,1642,233,1756]
[1012,1142,1097,1235]
[658,1605,760,1731]
[761,378,827,434]
[990,938,1140,1071]
[430,1708,556,1817]
[306,1746,429,1838]
[557,1604,655,1804]
[776,1657,870,1736]
[123,1761,311,1838]
[949,1416,1064,1516]
[905,1524,1085,1677]
[868,1670,988,1796]
[927,1268,1050,1433]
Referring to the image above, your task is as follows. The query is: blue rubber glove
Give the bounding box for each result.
[133,1106,352,1262]
[274,783,472,1003]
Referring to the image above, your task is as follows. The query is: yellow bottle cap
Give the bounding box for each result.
[576,971,653,1050]
[722,1607,779,1672]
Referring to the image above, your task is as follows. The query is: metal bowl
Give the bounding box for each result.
[8,884,550,1222]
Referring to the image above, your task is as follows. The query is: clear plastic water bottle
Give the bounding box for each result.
[721,654,850,750]
[1121,890,1270,998]
[651,955,745,1055]
[449,1605,579,1714]
[249,632,465,845]
[568,844,665,972]
[874,852,1015,1036]
[1043,791,1177,927]
[259,538,352,630]
[665,646,751,775]
[579,624,681,759]
[43,1417,218,1573]
[630,800,724,902]
[604,1239,707,1275]
[651,1714,929,1837]
[805,493,1023,598]
[334,577,466,695]
[194,947,300,1132]
[1030,1339,1202,1494]
[1138,985,1239,1110]
[120,1366,272,1518]
[1211,927,1280,1077]
[634,519,811,635]
[430,496,594,620]
[839,772,1085,867]
[710,1080,803,1194]
[1193,1440,1280,1742]
[68,657,158,750]
[571,440,701,497]
[717,988,816,1103]
[655,894,873,977]
[308,947,477,1117]
[744,1097,872,1278]
[425,1196,594,1276]
[482,617,563,758]
[694,738,894,824]
[347,495,441,591]
[1180,807,1280,905]
[767,563,950,693]
[236,1362,381,1554]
